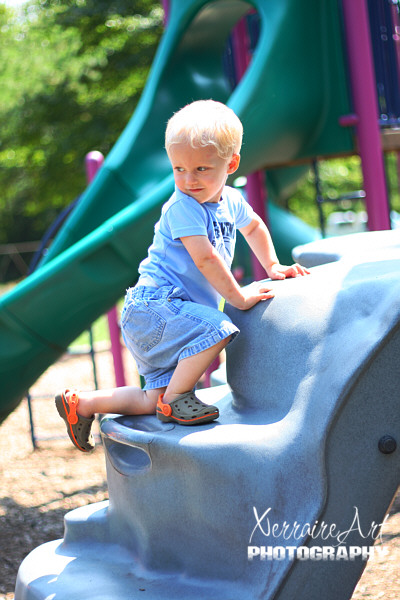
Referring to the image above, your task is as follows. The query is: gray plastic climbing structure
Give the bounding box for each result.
[15,231,400,600]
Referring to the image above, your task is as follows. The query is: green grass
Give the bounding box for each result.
[71,314,111,349]
[71,299,124,349]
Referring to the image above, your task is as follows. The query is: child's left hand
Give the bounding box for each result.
[268,262,310,280]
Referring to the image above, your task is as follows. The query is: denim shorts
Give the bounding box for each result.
[120,284,239,390]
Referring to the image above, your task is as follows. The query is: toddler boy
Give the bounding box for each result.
[55,100,309,451]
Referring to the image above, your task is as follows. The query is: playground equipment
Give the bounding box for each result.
[15,231,400,599]
[1,0,400,424]
[0,0,356,422]
[293,227,400,267]
[85,151,126,389]
[10,0,400,597]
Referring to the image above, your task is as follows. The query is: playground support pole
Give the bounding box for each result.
[341,0,391,231]
[161,0,169,25]
[85,152,127,388]
[232,16,268,279]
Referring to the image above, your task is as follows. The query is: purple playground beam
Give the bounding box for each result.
[342,0,391,231]
[232,15,268,280]
[85,151,127,388]
[161,0,169,25]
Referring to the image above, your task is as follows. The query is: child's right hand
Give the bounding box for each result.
[234,281,275,310]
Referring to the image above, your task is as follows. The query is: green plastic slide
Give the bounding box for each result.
[0,0,353,422]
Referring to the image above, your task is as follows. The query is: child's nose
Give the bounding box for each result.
[187,171,198,185]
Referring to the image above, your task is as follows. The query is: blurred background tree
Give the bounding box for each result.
[1,0,398,282]
[288,154,400,234]
[0,0,163,278]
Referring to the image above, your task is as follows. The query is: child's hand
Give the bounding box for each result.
[268,262,310,280]
[235,281,275,310]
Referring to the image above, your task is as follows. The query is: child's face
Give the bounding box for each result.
[168,143,240,204]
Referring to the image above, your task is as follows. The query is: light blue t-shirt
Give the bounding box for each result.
[138,185,255,308]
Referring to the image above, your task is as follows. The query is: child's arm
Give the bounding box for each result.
[239,214,310,279]
[180,235,274,310]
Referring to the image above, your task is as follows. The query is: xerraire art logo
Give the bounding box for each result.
[248,506,389,561]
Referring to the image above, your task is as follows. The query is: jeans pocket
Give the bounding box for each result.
[121,300,166,353]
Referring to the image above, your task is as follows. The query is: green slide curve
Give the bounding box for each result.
[0,0,353,422]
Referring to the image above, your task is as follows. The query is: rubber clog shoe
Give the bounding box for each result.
[55,390,95,452]
[156,391,219,426]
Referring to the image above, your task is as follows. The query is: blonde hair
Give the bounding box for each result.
[165,100,243,160]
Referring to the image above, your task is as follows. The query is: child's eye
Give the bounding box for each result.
[175,167,184,172]
[197,166,207,172]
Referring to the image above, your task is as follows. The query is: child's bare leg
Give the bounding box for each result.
[66,335,231,416]
[69,386,165,418]
[162,335,231,404]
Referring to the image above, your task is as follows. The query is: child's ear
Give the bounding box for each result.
[228,153,240,174]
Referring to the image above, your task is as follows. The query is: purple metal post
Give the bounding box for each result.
[85,151,127,388]
[107,306,127,387]
[161,0,169,25]
[232,16,268,279]
[341,0,391,231]
[85,150,104,181]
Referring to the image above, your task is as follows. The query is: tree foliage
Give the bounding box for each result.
[0,0,163,261]
[1,0,398,281]
[288,153,400,234]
